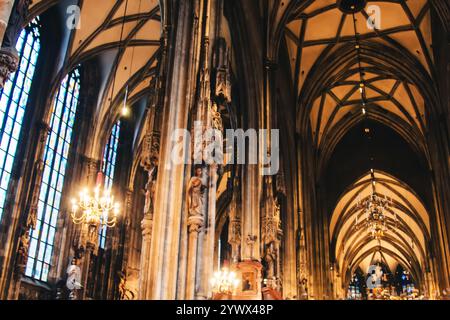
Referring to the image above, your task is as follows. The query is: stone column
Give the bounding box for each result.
[137,131,160,298]
[186,210,205,299]
[138,212,152,298]
[261,176,283,292]
[0,0,32,88]
[2,122,50,299]
[228,181,242,264]
[144,0,201,300]
[0,0,13,43]
[196,32,230,299]
[107,187,134,300]
[197,164,219,299]
[137,21,164,295]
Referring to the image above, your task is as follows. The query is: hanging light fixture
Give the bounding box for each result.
[348,6,397,240]
[210,268,240,295]
[69,2,129,230]
[120,0,140,118]
[121,85,130,116]
[348,8,369,116]
[109,0,132,119]
[355,170,396,240]
[70,173,120,228]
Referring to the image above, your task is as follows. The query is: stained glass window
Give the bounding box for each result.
[25,69,81,281]
[0,18,41,220]
[98,121,120,249]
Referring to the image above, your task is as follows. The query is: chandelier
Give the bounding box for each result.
[356,170,395,240]
[210,268,240,295]
[70,175,120,228]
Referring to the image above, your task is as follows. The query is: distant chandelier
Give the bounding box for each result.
[337,0,367,14]
[356,170,395,240]
[70,173,120,228]
[210,268,240,295]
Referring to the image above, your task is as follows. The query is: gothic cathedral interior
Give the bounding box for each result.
[0,0,449,301]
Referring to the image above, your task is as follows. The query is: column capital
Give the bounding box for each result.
[0,47,18,87]
[188,215,205,233]
[140,131,160,172]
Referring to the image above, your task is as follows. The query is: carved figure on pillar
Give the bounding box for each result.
[15,230,30,273]
[210,102,223,133]
[213,38,232,104]
[297,226,309,300]
[185,166,207,299]
[246,234,257,260]
[118,270,137,300]
[187,166,206,232]
[77,222,99,256]
[264,242,276,279]
[228,213,241,264]
[299,277,308,299]
[228,178,242,263]
[143,166,158,216]
[261,176,283,291]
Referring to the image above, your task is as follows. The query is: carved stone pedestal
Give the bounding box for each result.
[232,261,263,300]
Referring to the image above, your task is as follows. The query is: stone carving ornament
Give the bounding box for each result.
[187,166,206,232]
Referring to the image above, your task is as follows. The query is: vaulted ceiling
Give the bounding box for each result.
[268,1,439,285]
[270,0,436,158]
[330,170,431,286]
[29,0,162,153]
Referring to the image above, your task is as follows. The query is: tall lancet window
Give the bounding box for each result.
[99,120,120,249]
[0,18,41,220]
[25,69,81,281]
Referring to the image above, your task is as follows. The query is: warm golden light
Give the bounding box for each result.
[121,105,130,117]
[70,184,120,228]
[210,268,240,295]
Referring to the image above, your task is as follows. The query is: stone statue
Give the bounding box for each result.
[66,258,82,300]
[264,242,276,279]
[84,223,99,252]
[213,38,232,103]
[186,166,205,218]
[16,229,30,273]
[211,102,223,132]
[143,166,157,215]
[300,278,308,299]
[228,218,241,263]
[246,234,257,260]
[118,271,136,300]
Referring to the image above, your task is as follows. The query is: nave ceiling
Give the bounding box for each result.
[28,0,163,156]
[269,0,437,163]
[330,170,431,287]
[13,0,448,297]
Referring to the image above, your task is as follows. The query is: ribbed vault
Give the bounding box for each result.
[330,170,431,288]
[28,0,163,157]
[272,1,438,161]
